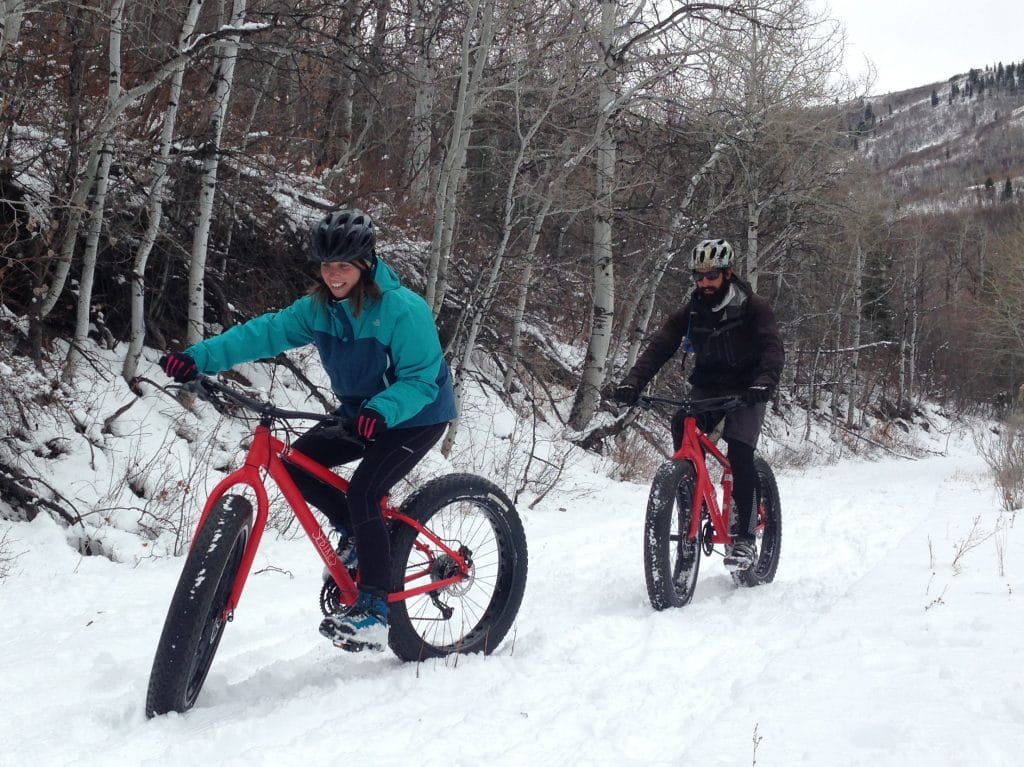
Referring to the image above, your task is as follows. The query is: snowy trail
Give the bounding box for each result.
[2,444,1023,766]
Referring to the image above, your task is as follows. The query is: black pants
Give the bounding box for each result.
[671,390,766,539]
[283,420,447,592]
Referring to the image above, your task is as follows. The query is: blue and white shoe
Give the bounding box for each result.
[319,590,389,652]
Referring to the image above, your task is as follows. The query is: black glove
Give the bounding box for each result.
[355,407,387,440]
[159,352,198,383]
[743,384,771,405]
[614,382,640,406]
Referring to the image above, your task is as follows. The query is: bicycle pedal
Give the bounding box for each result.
[331,636,384,653]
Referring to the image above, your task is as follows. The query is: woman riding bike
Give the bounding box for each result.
[159,207,456,652]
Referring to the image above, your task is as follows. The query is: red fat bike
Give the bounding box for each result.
[639,395,781,610]
[145,377,528,717]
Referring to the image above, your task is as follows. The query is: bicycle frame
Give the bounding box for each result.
[191,416,470,625]
[642,393,765,548]
[671,415,735,547]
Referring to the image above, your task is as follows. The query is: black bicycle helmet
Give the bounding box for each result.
[309,208,377,270]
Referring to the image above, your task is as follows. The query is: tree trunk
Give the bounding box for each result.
[424,0,496,313]
[187,0,248,345]
[405,0,440,204]
[442,70,551,454]
[0,0,26,62]
[322,0,363,187]
[122,0,205,381]
[567,0,617,432]
[64,0,126,380]
[745,194,762,291]
[846,239,864,428]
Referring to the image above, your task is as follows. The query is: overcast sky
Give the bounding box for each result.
[812,0,1024,94]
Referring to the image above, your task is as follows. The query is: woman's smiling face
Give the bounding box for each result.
[320,261,364,299]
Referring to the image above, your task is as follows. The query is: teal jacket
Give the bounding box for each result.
[185,259,457,429]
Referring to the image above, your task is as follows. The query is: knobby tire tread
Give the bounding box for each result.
[145,495,252,717]
[644,460,701,610]
[387,473,527,661]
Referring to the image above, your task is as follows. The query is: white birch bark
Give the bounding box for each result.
[846,238,864,428]
[322,0,363,187]
[567,0,618,431]
[0,0,26,62]
[406,0,440,203]
[64,0,125,379]
[424,0,496,313]
[122,0,205,381]
[187,0,248,345]
[746,194,761,291]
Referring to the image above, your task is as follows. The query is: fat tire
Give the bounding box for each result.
[145,495,252,717]
[644,460,702,610]
[387,473,527,661]
[732,455,782,587]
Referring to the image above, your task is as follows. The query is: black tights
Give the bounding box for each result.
[725,439,756,537]
[283,421,447,592]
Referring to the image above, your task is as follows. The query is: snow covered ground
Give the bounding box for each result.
[1,355,1022,766]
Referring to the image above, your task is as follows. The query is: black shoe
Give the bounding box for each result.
[724,537,756,572]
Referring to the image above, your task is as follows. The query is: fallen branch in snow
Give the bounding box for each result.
[820,414,918,459]
[0,458,81,526]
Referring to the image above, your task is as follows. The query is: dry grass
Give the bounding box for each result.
[973,414,1024,511]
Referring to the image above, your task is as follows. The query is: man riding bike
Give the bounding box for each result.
[614,238,784,571]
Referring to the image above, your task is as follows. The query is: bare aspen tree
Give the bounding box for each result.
[187,0,248,345]
[122,0,206,382]
[0,0,26,62]
[405,0,442,203]
[322,0,366,187]
[424,0,498,313]
[566,0,625,431]
[706,0,847,291]
[846,236,864,427]
[64,0,126,380]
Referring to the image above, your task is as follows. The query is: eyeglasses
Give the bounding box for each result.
[692,269,723,282]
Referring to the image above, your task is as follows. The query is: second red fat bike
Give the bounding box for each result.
[639,395,782,610]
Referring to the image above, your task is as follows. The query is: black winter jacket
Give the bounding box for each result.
[623,276,784,393]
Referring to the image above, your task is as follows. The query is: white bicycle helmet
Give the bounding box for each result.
[690,238,734,272]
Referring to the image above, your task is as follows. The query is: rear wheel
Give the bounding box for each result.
[732,455,782,587]
[145,495,252,717]
[644,460,703,610]
[387,474,527,661]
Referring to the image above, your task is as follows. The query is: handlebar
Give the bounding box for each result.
[637,393,745,414]
[182,376,353,431]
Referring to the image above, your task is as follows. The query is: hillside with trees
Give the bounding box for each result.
[3,0,1024,528]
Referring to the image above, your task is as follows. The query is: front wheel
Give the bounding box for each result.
[388,473,528,661]
[732,455,782,587]
[644,460,703,610]
[145,495,252,717]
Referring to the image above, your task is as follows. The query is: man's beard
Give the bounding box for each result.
[696,280,729,304]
